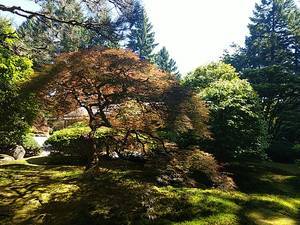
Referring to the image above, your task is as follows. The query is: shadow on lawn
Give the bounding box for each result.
[0,161,186,225]
[1,158,300,225]
[26,155,86,166]
[227,162,300,196]
[224,162,300,224]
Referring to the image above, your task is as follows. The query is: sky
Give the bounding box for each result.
[1,0,297,74]
[143,0,260,73]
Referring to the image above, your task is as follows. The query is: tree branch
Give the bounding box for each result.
[0,3,121,42]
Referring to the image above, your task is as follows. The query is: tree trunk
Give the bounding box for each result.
[85,120,99,169]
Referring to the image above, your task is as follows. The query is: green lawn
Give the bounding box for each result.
[0,157,299,225]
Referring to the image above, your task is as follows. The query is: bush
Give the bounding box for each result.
[45,127,114,162]
[67,121,89,128]
[146,148,236,190]
[158,130,201,148]
[267,141,300,163]
[22,133,42,157]
[183,62,268,161]
[293,144,300,158]
[0,133,41,157]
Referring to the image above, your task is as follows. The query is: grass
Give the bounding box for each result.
[0,157,299,225]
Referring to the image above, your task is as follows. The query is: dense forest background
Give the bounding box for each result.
[1,0,298,163]
[0,0,300,224]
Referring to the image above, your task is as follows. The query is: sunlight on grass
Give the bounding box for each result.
[0,159,299,225]
[247,210,298,225]
[171,213,239,225]
[250,194,299,213]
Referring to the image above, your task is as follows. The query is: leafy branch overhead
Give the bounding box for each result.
[1,0,138,66]
[0,0,135,35]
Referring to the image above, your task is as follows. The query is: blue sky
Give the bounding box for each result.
[1,0,296,74]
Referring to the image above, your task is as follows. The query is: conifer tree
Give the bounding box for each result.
[223,0,300,162]
[224,0,300,73]
[17,0,124,66]
[127,3,157,61]
[155,47,180,78]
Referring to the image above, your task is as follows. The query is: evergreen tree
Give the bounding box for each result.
[248,0,299,71]
[18,0,87,65]
[17,0,121,66]
[224,0,300,73]
[223,0,300,162]
[127,3,157,61]
[155,47,180,78]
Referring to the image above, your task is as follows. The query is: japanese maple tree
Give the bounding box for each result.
[31,48,209,166]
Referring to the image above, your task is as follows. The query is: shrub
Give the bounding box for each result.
[183,62,268,161]
[22,133,42,157]
[293,144,300,158]
[146,148,236,190]
[45,126,114,162]
[158,130,201,148]
[0,133,41,157]
[267,141,300,163]
[67,121,89,128]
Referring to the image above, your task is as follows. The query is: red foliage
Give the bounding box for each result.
[31,48,210,165]
[38,48,174,128]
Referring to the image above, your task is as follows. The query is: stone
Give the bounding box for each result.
[0,154,15,161]
[12,145,26,160]
[156,175,171,186]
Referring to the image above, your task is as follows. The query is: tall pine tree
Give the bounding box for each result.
[224,0,300,73]
[155,47,180,78]
[18,0,123,67]
[127,2,157,61]
[223,0,300,162]
[18,0,89,66]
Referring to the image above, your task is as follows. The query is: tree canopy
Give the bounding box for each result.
[16,0,135,66]
[0,0,136,37]
[127,2,157,61]
[224,0,300,73]
[0,18,36,147]
[184,62,268,160]
[29,48,209,165]
[223,0,300,162]
[154,47,180,79]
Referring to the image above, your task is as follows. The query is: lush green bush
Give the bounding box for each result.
[293,144,300,158]
[158,130,201,148]
[267,142,300,163]
[183,62,268,161]
[0,133,41,157]
[67,121,89,128]
[22,133,42,157]
[0,18,37,148]
[45,127,113,161]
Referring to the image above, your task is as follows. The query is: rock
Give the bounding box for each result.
[0,154,15,161]
[110,151,119,159]
[156,175,171,186]
[12,145,26,160]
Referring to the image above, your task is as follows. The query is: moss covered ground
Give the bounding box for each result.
[0,157,299,225]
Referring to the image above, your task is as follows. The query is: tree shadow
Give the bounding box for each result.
[1,160,299,225]
[224,162,300,224]
[227,162,300,197]
[0,163,186,225]
[26,155,86,166]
